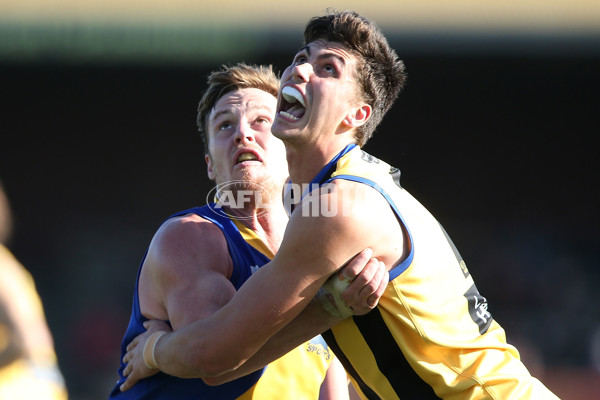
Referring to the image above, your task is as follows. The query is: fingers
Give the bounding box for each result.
[120,376,133,392]
[367,265,388,308]
[120,351,145,391]
[364,260,386,297]
[341,258,388,315]
[120,327,164,392]
[347,257,379,290]
[143,319,169,331]
[342,248,373,279]
[120,363,136,391]
[123,340,138,364]
[126,335,140,352]
[123,362,131,377]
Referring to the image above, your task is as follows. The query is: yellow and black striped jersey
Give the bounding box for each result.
[305,144,558,400]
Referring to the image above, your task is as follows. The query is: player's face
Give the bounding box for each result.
[205,88,288,190]
[272,39,362,144]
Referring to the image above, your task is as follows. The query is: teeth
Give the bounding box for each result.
[279,111,300,121]
[282,86,305,107]
[237,153,258,162]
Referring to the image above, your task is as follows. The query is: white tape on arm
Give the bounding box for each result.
[143,331,167,370]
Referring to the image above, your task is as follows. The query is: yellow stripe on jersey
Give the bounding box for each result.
[331,318,399,400]
[232,218,275,259]
[230,220,335,399]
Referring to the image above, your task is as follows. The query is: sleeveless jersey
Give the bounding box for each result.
[109,204,334,399]
[303,145,558,400]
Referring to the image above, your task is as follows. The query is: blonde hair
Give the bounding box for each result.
[197,63,280,153]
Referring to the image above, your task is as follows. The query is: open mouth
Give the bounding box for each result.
[278,86,306,121]
[235,150,261,164]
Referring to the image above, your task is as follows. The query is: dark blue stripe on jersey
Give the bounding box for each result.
[354,309,442,400]
[321,328,381,400]
[326,175,414,281]
[309,143,357,188]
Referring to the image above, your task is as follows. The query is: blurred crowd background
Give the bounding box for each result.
[1,1,599,399]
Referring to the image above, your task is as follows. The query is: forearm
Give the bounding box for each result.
[202,252,384,384]
[153,316,253,379]
[152,324,208,378]
[127,252,384,390]
[204,298,342,384]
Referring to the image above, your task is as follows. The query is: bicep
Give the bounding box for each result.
[142,216,236,331]
[163,268,236,330]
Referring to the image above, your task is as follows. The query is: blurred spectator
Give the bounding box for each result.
[0,180,68,399]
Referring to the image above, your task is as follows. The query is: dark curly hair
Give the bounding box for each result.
[304,10,406,145]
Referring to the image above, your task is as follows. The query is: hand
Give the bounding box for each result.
[317,248,388,318]
[120,319,172,392]
[339,248,388,315]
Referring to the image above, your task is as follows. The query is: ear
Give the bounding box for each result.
[343,104,372,128]
[205,154,216,180]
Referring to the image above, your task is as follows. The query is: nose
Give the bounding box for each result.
[291,62,312,82]
[234,121,255,144]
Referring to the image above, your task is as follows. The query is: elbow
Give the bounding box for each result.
[201,362,243,386]
[183,346,239,380]
[202,376,229,386]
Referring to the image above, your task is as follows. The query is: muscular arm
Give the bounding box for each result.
[151,181,402,379]
[138,213,236,335]
[201,251,386,385]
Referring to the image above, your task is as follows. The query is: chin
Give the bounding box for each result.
[272,121,297,137]
[271,127,286,140]
[272,128,301,143]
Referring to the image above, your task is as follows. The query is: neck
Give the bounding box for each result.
[285,136,355,185]
[222,192,288,253]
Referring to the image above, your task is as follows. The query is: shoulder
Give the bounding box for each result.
[296,179,390,228]
[140,213,240,323]
[145,213,233,281]
[285,179,403,270]
[280,180,379,259]
[154,213,225,249]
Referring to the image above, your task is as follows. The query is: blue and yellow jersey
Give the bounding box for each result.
[304,144,557,400]
[109,205,334,399]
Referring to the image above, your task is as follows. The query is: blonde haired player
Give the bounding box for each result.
[112,63,387,399]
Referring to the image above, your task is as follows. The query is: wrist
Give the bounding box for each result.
[143,331,167,370]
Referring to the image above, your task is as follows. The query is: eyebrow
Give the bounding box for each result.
[210,104,273,122]
[210,109,231,122]
[297,45,310,55]
[296,45,346,66]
